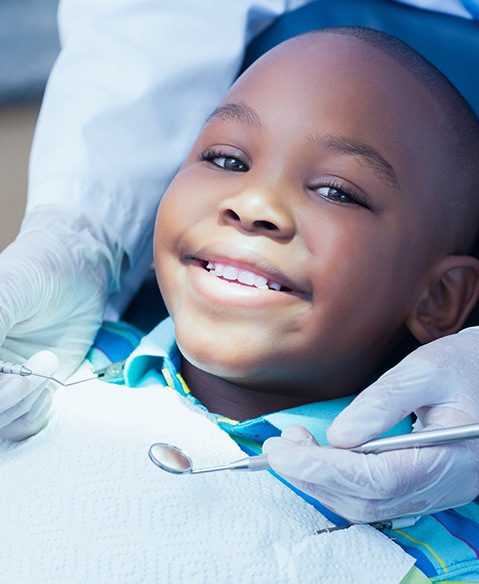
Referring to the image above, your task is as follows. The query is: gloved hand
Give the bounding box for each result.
[0,204,122,378]
[263,327,479,524]
[0,351,59,441]
[0,204,122,439]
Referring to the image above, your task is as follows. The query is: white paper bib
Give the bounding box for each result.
[0,368,414,583]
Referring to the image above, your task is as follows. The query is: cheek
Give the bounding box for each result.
[304,217,417,321]
[154,175,199,254]
[156,168,221,236]
[156,177,187,230]
[153,185,187,304]
[153,193,174,271]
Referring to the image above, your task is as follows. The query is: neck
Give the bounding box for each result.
[178,328,414,421]
[180,359,339,421]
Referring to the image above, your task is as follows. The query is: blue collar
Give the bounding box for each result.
[124,318,411,526]
[124,318,411,444]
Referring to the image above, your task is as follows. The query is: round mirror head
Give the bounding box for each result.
[148,442,193,474]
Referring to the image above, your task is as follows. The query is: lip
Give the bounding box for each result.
[186,245,311,299]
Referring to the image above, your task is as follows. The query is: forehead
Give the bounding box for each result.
[209,33,446,200]
[225,33,440,133]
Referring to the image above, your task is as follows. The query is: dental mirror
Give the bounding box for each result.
[149,423,479,476]
[148,442,270,475]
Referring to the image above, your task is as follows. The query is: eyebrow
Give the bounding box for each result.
[205,102,399,190]
[205,102,263,128]
[317,134,400,190]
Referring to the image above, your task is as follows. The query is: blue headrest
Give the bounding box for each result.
[243,0,479,115]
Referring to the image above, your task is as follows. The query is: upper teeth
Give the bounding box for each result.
[206,262,282,291]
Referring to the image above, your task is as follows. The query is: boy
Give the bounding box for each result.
[2,26,479,583]
[153,24,479,419]
[127,25,479,580]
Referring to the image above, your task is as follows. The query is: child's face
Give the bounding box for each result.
[154,34,450,401]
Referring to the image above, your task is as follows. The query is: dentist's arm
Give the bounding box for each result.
[264,328,479,523]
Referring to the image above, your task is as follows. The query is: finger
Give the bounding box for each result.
[284,468,469,524]
[282,424,320,445]
[267,441,449,500]
[276,476,385,523]
[0,387,53,441]
[0,378,49,428]
[271,438,479,522]
[277,477,420,523]
[0,351,58,428]
[263,425,319,455]
[0,375,32,411]
[262,436,287,454]
[327,358,456,448]
[0,346,57,411]
[24,350,59,379]
[416,394,479,428]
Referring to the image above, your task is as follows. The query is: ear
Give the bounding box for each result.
[406,255,479,343]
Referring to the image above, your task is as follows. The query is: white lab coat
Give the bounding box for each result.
[26,0,475,314]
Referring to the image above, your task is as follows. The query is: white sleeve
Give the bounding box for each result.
[27,0,311,312]
[26,0,473,315]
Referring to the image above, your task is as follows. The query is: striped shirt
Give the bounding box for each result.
[89,318,479,583]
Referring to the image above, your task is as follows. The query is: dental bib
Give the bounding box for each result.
[0,366,414,583]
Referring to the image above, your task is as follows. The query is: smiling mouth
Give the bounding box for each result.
[202,261,293,292]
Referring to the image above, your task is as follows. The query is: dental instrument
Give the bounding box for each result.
[148,422,479,475]
[149,426,479,535]
[315,515,421,535]
[148,443,271,474]
[0,358,127,387]
[351,423,479,453]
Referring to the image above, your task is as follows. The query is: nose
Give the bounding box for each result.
[218,188,295,239]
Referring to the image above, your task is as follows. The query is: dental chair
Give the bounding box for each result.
[123,0,479,331]
[243,0,479,114]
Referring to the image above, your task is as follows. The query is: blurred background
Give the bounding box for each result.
[0,0,60,251]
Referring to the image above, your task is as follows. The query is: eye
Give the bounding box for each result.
[314,181,370,209]
[200,148,249,172]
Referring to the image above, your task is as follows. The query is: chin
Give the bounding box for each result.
[175,315,255,364]
[183,345,260,379]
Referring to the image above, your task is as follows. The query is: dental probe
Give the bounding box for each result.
[351,422,479,453]
[0,359,100,387]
